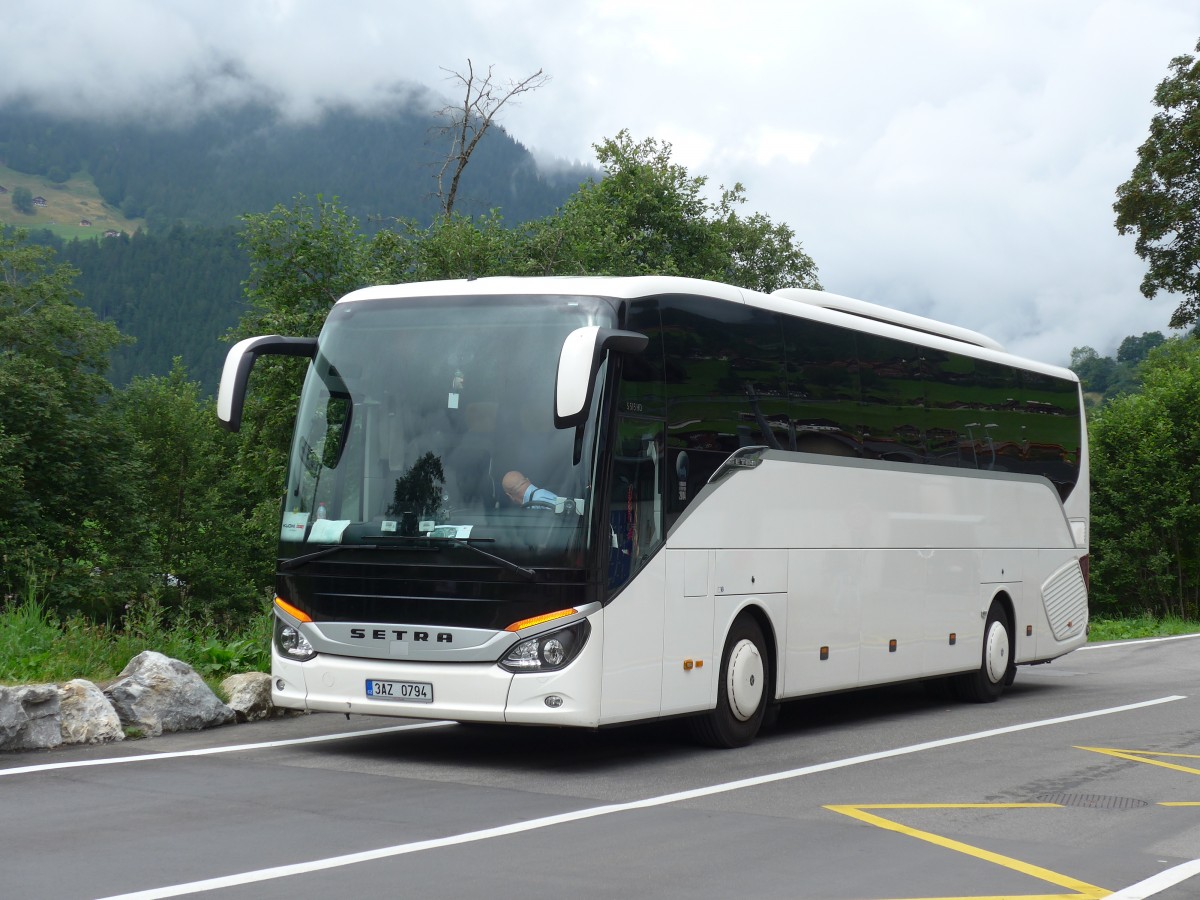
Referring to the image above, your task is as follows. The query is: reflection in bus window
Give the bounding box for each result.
[609,418,665,590]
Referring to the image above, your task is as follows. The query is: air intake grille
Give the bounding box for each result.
[1042,560,1087,641]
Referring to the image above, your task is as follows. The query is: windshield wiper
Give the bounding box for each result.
[441,538,537,581]
[279,544,380,571]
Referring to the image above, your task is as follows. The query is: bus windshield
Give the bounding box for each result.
[280,293,616,568]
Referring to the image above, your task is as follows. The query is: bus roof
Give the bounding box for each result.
[334,276,1077,383]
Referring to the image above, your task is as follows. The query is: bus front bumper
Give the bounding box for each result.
[271,634,603,728]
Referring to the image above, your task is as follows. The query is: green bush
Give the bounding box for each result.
[0,595,272,687]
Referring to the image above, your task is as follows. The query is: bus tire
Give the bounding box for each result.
[953,601,1013,703]
[688,615,769,748]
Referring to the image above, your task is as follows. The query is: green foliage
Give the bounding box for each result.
[1088,614,1200,642]
[1116,331,1166,364]
[11,186,33,215]
[0,229,150,619]
[0,594,272,686]
[1088,336,1200,618]
[1114,38,1200,328]
[46,225,250,393]
[190,637,265,679]
[114,360,271,616]
[0,231,270,624]
[1069,331,1164,405]
[526,131,821,292]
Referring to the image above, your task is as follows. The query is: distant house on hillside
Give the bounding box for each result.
[103,230,122,238]
[32,196,47,207]
[79,219,92,227]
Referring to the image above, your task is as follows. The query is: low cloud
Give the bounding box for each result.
[4,0,1198,363]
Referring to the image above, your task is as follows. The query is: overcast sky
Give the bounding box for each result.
[6,0,1199,366]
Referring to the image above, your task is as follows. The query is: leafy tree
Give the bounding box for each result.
[526,131,821,292]
[1089,336,1200,618]
[1070,332,1167,405]
[1116,330,1166,364]
[11,186,33,215]
[0,230,148,617]
[1114,39,1200,328]
[115,360,267,617]
[1069,346,1116,396]
[400,208,526,281]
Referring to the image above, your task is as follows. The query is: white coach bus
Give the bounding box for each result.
[218,276,1089,747]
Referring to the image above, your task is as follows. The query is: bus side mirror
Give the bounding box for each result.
[217,335,317,432]
[554,327,648,429]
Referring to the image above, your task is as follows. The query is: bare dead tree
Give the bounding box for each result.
[434,60,550,218]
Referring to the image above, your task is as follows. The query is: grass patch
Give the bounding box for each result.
[1088,614,1200,642]
[0,595,271,691]
[0,163,143,237]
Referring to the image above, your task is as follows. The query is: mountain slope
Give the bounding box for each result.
[2,100,598,391]
[0,101,596,232]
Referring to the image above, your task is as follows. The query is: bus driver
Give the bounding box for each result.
[502,470,558,508]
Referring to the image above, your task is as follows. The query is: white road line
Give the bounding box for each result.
[1106,858,1200,899]
[1079,633,1200,650]
[92,694,1185,900]
[0,720,453,778]
[9,635,1191,782]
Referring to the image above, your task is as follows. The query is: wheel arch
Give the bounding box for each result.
[989,588,1016,635]
[722,600,780,701]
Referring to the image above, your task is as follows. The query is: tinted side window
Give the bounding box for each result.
[972,360,1021,473]
[661,296,786,455]
[922,353,1020,471]
[782,318,862,457]
[1017,369,1082,499]
[858,333,926,463]
[618,299,666,418]
[923,348,975,468]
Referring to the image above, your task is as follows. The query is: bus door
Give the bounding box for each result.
[600,417,667,722]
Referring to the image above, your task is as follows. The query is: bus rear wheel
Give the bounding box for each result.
[953,601,1014,703]
[688,615,769,748]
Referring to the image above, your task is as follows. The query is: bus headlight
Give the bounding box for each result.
[275,618,317,661]
[500,621,590,673]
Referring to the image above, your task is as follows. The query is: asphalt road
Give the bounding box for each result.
[3,634,1200,900]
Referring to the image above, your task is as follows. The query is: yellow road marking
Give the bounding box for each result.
[1159,801,1200,806]
[824,803,1111,900]
[1076,746,1200,776]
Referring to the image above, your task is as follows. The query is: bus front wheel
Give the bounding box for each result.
[953,601,1014,703]
[688,615,769,748]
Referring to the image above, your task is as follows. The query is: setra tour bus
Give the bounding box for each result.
[217,276,1089,747]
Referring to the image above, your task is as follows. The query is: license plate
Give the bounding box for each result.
[365,679,433,703]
